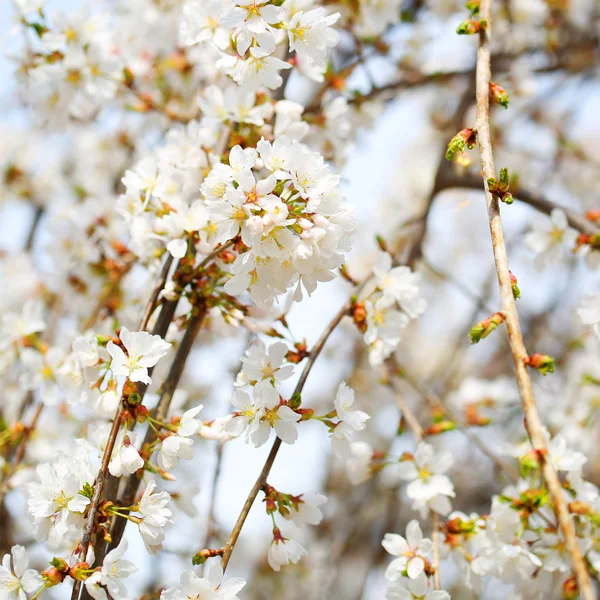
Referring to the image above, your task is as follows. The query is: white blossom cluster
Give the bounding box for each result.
[2,0,600,599]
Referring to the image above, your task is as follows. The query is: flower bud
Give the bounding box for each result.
[446,128,477,161]
[42,567,66,586]
[424,420,456,435]
[585,209,600,224]
[456,18,487,35]
[523,353,555,375]
[191,548,224,566]
[69,562,90,581]
[562,576,579,599]
[509,271,521,300]
[489,82,509,108]
[469,312,505,344]
[50,557,69,573]
[465,0,480,13]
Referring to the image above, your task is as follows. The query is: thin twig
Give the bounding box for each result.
[475,2,594,597]
[138,255,174,332]
[0,402,43,504]
[70,406,123,600]
[220,297,354,572]
[390,385,441,590]
[392,365,520,482]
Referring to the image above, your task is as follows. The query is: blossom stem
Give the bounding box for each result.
[221,295,357,573]
[106,301,207,555]
[390,382,441,590]
[138,254,174,332]
[0,402,44,504]
[70,405,123,600]
[474,1,594,597]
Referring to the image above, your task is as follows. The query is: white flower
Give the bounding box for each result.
[219,1,284,55]
[345,441,375,485]
[385,572,450,600]
[285,8,340,80]
[199,415,237,443]
[72,334,99,367]
[0,300,46,349]
[548,434,586,473]
[237,48,292,90]
[180,0,231,49]
[109,439,144,477]
[364,299,410,366]
[396,442,455,516]
[106,327,171,385]
[285,492,327,526]
[524,208,577,268]
[157,435,195,471]
[227,380,301,447]
[160,562,245,600]
[331,382,370,458]
[382,520,433,580]
[84,539,137,600]
[577,293,600,339]
[267,533,307,572]
[373,252,427,318]
[235,340,294,387]
[0,546,43,600]
[138,480,173,554]
[178,405,204,437]
[27,455,94,538]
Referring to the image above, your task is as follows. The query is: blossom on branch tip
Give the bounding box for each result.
[0,546,43,600]
[84,539,137,600]
[160,562,245,600]
[106,327,171,385]
[382,520,433,580]
[267,529,307,572]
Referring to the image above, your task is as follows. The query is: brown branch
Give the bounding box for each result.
[390,365,520,482]
[475,2,594,597]
[105,303,207,555]
[70,405,123,600]
[389,381,443,590]
[220,297,354,572]
[138,254,174,332]
[0,402,43,504]
[435,169,599,236]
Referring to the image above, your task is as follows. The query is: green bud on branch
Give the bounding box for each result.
[445,128,477,161]
[489,81,509,108]
[456,18,487,35]
[469,311,505,344]
[523,353,555,375]
[488,168,513,204]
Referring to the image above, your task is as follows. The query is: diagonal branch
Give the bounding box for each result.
[474,2,595,597]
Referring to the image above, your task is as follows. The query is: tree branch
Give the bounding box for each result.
[475,2,594,597]
[220,297,354,572]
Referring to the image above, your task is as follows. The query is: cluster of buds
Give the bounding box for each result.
[469,311,505,344]
[456,17,487,34]
[262,484,300,519]
[523,353,555,375]
[286,341,310,364]
[489,82,510,109]
[446,128,477,161]
[487,168,513,205]
[444,514,481,549]
[499,485,549,515]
